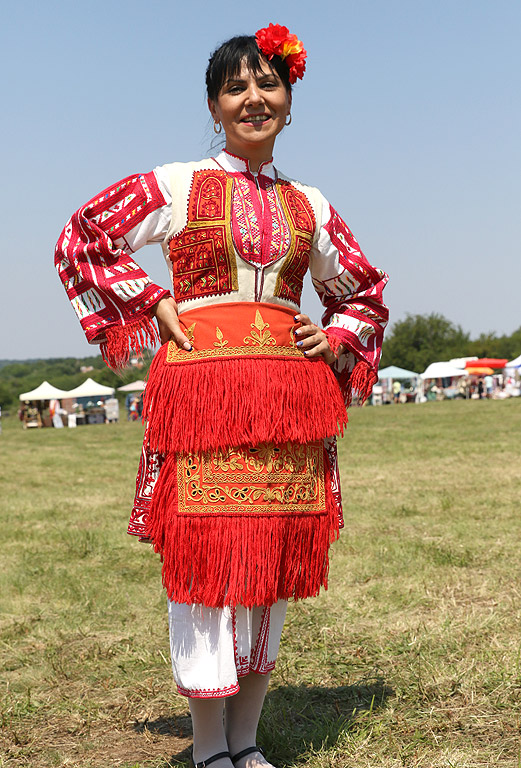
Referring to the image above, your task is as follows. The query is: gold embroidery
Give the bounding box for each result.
[166,323,197,361]
[177,442,325,515]
[242,443,306,474]
[166,344,302,363]
[214,326,229,348]
[163,307,306,364]
[213,451,244,471]
[243,310,276,347]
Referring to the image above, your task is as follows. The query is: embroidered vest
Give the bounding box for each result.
[165,162,318,310]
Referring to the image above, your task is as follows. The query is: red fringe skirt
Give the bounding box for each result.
[129,302,347,608]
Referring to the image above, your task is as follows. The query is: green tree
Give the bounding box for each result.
[380,313,471,372]
[0,381,15,411]
[468,326,521,361]
[0,350,155,413]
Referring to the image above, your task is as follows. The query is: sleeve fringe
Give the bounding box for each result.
[338,359,378,407]
[100,315,160,372]
[324,331,344,358]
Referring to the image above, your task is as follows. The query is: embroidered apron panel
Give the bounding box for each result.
[178,441,326,516]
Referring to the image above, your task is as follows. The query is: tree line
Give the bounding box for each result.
[380,313,521,372]
[0,353,154,413]
[1,314,520,412]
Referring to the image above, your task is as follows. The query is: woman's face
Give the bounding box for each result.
[208,58,291,162]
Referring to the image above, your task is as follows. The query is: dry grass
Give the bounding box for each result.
[1,398,521,767]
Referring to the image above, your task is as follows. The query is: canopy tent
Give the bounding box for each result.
[421,362,466,379]
[117,380,146,392]
[378,365,419,380]
[19,381,69,401]
[63,378,115,398]
[464,358,508,369]
[505,354,521,369]
[450,356,477,368]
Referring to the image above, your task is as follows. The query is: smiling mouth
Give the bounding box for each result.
[241,115,271,124]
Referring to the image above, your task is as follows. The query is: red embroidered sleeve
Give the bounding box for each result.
[54,171,170,370]
[311,203,389,404]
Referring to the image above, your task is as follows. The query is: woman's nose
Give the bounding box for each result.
[245,84,263,105]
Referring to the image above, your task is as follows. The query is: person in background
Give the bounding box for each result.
[18,402,28,425]
[49,398,64,428]
[25,402,42,429]
[125,392,134,421]
[129,397,139,421]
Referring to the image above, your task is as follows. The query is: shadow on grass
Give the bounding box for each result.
[134,713,192,739]
[259,677,394,765]
[145,675,393,767]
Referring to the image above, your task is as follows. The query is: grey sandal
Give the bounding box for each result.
[192,749,231,767]
[231,746,265,764]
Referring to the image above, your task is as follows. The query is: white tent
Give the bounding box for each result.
[450,356,478,368]
[505,354,521,370]
[19,380,69,401]
[63,378,115,398]
[379,365,419,380]
[117,380,146,392]
[421,362,466,379]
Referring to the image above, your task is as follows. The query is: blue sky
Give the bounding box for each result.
[1,0,519,359]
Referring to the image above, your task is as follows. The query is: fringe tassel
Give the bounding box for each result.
[143,352,348,455]
[145,454,339,608]
[350,359,378,404]
[100,315,160,371]
[323,331,377,406]
[337,359,378,407]
[325,332,344,358]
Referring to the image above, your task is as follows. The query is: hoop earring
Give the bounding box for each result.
[285,113,292,126]
[213,121,222,134]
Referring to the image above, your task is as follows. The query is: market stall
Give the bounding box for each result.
[420,362,466,400]
[63,378,116,424]
[18,381,70,427]
[378,365,420,403]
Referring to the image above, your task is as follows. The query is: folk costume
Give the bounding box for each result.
[55,149,388,697]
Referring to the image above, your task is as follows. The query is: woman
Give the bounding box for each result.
[55,24,388,768]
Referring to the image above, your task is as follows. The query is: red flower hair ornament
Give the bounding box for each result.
[255,23,307,84]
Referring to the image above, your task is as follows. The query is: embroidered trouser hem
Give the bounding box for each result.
[168,600,288,698]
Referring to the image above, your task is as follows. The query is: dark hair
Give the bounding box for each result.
[206,35,292,101]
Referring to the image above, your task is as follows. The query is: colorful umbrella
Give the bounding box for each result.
[466,367,494,375]
[464,358,508,369]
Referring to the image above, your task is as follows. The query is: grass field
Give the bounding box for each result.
[1,398,520,767]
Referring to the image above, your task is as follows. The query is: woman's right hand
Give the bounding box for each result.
[153,296,192,350]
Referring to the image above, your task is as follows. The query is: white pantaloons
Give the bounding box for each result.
[168,600,288,698]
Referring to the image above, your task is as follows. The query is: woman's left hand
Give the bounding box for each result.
[294,313,340,366]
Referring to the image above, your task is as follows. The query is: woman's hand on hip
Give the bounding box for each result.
[294,313,340,366]
[153,297,192,349]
